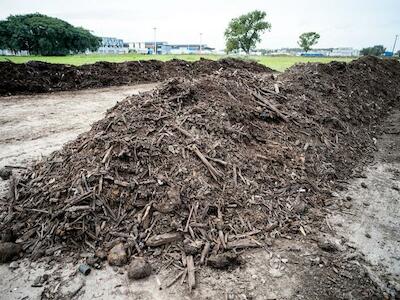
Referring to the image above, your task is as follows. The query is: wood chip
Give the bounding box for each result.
[146,232,183,247]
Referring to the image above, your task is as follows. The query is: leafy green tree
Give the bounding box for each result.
[224,10,271,54]
[298,32,320,52]
[225,38,240,54]
[0,21,12,52]
[360,45,386,56]
[0,13,100,55]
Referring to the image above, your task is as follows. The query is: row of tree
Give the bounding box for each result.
[0,13,100,56]
[224,10,397,57]
[360,45,386,56]
[224,10,320,54]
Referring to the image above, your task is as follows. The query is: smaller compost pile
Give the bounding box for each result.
[1,57,400,278]
[0,58,271,96]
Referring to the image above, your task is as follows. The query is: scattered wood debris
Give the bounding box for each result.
[1,56,400,290]
[0,58,272,96]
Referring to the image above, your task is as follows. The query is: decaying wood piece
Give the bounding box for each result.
[114,180,132,188]
[146,232,183,247]
[4,165,28,170]
[265,222,279,232]
[184,205,195,233]
[186,255,196,292]
[101,145,113,164]
[216,207,226,249]
[183,239,203,255]
[206,156,228,166]
[141,204,152,229]
[166,270,185,288]
[180,269,187,285]
[200,241,210,265]
[232,164,237,188]
[274,83,280,94]
[189,145,223,181]
[252,92,289,122]
[173,124,194,139]
[229,230,261,240]
[8,177,17,213]
[208,252,241,269]
[259,86,288,100]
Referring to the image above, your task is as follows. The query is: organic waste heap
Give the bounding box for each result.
[1,57,400,284]
[0,58,271,96]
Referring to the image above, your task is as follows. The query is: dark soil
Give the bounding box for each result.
[1,56,400,297]
[0,58,272,96]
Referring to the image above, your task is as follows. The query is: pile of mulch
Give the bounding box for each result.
[0,58,272,96]
[1,56,400,284]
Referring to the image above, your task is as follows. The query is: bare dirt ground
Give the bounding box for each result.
[330,110,400,297]
[0,88,398,300]
[0,236,383,300]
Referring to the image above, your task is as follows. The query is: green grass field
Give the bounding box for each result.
[0,54,354,72]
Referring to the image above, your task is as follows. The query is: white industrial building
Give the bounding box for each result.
[169,44,215,54]
[128,42,215,55]
[128,42,169,54]
[128,42,148,54]
[268,47,360,57]
[97,37,129,54]
[328,48,360,57]
[0,50,29,56]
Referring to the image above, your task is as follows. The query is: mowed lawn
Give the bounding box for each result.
[0,54,354,72]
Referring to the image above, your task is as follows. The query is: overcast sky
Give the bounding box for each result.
[1,0,399,51]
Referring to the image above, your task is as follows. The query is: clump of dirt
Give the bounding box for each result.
[1,57,400,275]
[0,58,272,96]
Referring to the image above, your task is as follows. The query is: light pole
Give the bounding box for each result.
[392,34,399,55]
[199,33,203,54]
[153,27,157,55]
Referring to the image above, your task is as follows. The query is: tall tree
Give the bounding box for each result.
[298,32,320,52]
[224,10,271,54]
[360,45,386,56]
[0,13,100,55]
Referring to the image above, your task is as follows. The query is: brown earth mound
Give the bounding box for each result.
[0,58,272,96]
[1,57,400,273]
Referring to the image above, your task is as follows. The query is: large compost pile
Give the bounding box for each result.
[0,58,271,96]
[1,57,400,276]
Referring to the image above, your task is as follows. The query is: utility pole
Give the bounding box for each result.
[199,33,203,54]
[392,34,399,55]
[153,27,157,55]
